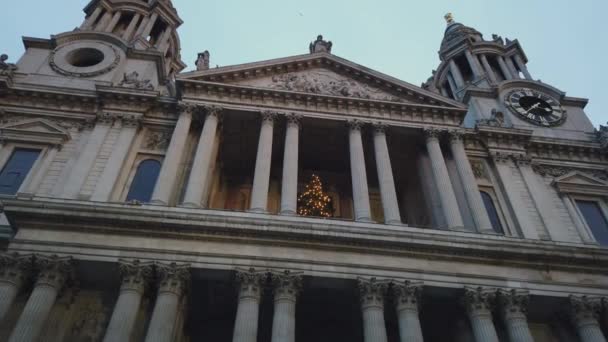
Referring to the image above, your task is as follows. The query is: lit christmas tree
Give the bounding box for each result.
[297,174,334,218]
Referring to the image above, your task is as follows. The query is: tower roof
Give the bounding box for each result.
[440,13,482,53]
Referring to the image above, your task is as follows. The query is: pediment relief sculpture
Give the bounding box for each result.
[118,71,154,90]
[231,69,411,103]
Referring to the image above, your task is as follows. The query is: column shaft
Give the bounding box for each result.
[448,60,465,88]
[233,269,265,342]
[449,133,494,233]
[103,290,143,342]
[150,108,193,205]
[446,73,458,97]
[105,12,122,33]
[468,312,500,342]
[570,296,607,342]
[499,289,534,342]
[140,13,159,39]
[280,116,300,215]
[480,54,498,83]
[465,287,499,342]
[0,282,19,322]
[514,55,532,80]
[497,56,513,80]
[359,278,389,342]
[81,7,103,29]
[270,271,301,342]
[250,112,275,213]
[425,130,464,229]
[349,122,372,222]
[393,281,424,342]
[95,12,113,31]
[372,125,401,224]
[123,13,141,41]
[504,316,534,342]
[465,50,484,78]
[182,109,220,208]
[505,57,521,79]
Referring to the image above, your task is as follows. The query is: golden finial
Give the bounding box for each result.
[444,13,454,24]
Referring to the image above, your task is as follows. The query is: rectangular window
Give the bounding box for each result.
[576,200,608,246]
[0,148,41,195]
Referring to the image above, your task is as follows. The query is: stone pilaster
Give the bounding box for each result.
[8,255,73,342]
[359,278,389,342]
[497,289,534,342]
[424,128,464,230]
[233,268,267,342]
[103,260,153,342]
[349,120,373,222]
[569,295,607,342]
[392,281,424,342]
[250,111,277,213]
[463,286,499,342]
[270,270,303,342]
[0,253,32,323]
[280,114,301,216]
[182,105,222,208]
[151,103,195,205]
[144,262,190,342]
[372,123,401,225]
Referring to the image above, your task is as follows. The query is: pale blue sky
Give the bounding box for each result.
[1,0,605,127]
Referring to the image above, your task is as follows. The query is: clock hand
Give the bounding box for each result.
[524,102,541,114]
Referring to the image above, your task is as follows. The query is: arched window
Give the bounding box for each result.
[126,159,161,203]
[480,191,504,234]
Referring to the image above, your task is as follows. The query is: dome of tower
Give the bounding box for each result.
[440,13,483,52]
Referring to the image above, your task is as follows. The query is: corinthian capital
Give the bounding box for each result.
[497,289,529,320]
[569,295,602,327]
[464,286,497,315]
[118,259,153,293]
[0,253,33,286]
[261,110,278,123]
[270,270,303,302]
[347,119,365,131]
[423,127,444,141]
[392,280,423,311]
[156,262,190,296]
[203,104,223,118]
[177,102,200,115]
[34,255,74,289]
[448,130,464,143]
[235,268,267,301]
[358,277,389,309]
[285,113,302,127]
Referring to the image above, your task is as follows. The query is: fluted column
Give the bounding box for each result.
[424,128,464,230]
[449,131,494,233]
[233,268,266,342]
[9,255,73,342]
[513,55,532,80]
[250,111,276,213]
[144,263,190,342]
[349,120,373,222]
[280,114,301,215]
[464,50,484,79]
[392,281,424,342]
[151,104,194,205]
[359,278,389,342]
[0,253,32,323]
[569,296,607,342]
[464,287,499,342]
[372,123,401,225]
[270,270,302,342]
[182,106,222,208]
[497,56,513,80]
[498,289,534,342]
[479,54,498,84]
[103,260,153,342]
[448,60,465,88]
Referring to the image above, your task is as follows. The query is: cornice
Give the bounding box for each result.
[2,198,608,275]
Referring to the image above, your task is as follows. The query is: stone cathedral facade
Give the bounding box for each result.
[0,0,607,341]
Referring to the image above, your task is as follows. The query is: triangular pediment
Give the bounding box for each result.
[179,53,465,109]
[0,118,70,144]
[1,118,69,135]
[552,171,608,196]
[553,171,608,186]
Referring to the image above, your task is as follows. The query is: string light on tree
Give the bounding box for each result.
[297,174,334,218]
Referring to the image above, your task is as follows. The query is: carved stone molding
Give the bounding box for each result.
[49,42,120,78]
[0,253,33,286]
[0,54,18,77]
[117,71,154,90]
[155,262,190,297]
[204,104,223,119]
[372,122,388,135]
[358,277,390,309]
[532,164,608,181]
[261,110,278,123]
[270,270,303,302]
[118,259,153,294]
[497,289,529,320]
[285,113,302,127]
[598,124,608,151]
[235,268,267,301]
[177,102,200,115]
[309,35,333,54]
[470,160,488,179]
[448,130,464,143]
[348,119,365,131]
[392,280,423,311]
[423,127,443,141]
[569,295,603,328]
[513,154,532,166]
[143,129,172,151]
[464,286,497,316]
[34,255,74,290]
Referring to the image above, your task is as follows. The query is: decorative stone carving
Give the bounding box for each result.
[373,122,388,134]
[392,280,423,310]
[569,295,603,326]
[476,109,510,128]
[597,123,608,151]
[204,104,223,118]
[177,102,200,115]
[423,127,443,140]
[470,160,488,179]
[196,50,210,71]
[261,110,278,123]
[309,35,332,54]
[464,286,497,314]
[0,54,18,76]
[49,42,120,78]
[532,164,608,181]
[347,119,365,131]
[65,297,108,342]
[119,259,153,293]
[498,289,529,318]
[0,253,33,285]
[118,71,154,90]
[448,130,464,142]
[285,113,302,127]
[358,277,389,308]
[155,262,190,296]
[235,268,267,300]
[270,270,303,301]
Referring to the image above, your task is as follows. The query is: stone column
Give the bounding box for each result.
[140,12,159,39]
[424,128,464,230]
[103,260,153,342]
[497,56,513,80]
[182,106,222,208]
[8,255,73,342]
[95,12,114,31]
[359,278,389,342]
[144,263,190,342]
[104,11,122,33]
[464,50,484,79]
[81,7,103,29]
[569,296,607,342]
[232,268,266,342]
[270,270,303,342]
[372,123,401,224]
[91,116,140,202]
[448,60,465,88]
[498,289,534,342]
[505,57,521,79]
[122,13,141,41]
[250,111,276,213]
[449,131,494,233]
[464,287,500,342]
[513,55,532,80]
[479,54,498,84]
[280,114,301,216]
[446,73,458,98]
[0,253,32,323]
[349,120,373,222]
[392,281,424,342]
[151,104,194,205]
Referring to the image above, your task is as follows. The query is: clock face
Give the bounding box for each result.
[505,89,566,127]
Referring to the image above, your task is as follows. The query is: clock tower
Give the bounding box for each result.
[423,14,595,141]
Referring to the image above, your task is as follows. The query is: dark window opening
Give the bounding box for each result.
[126,159,161,203]
[454,54,474,84]
[488,56,506,81]
[148,20,167,45]
[0,149,41,195]
[480,191,504,234]
[576,200,608,246]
